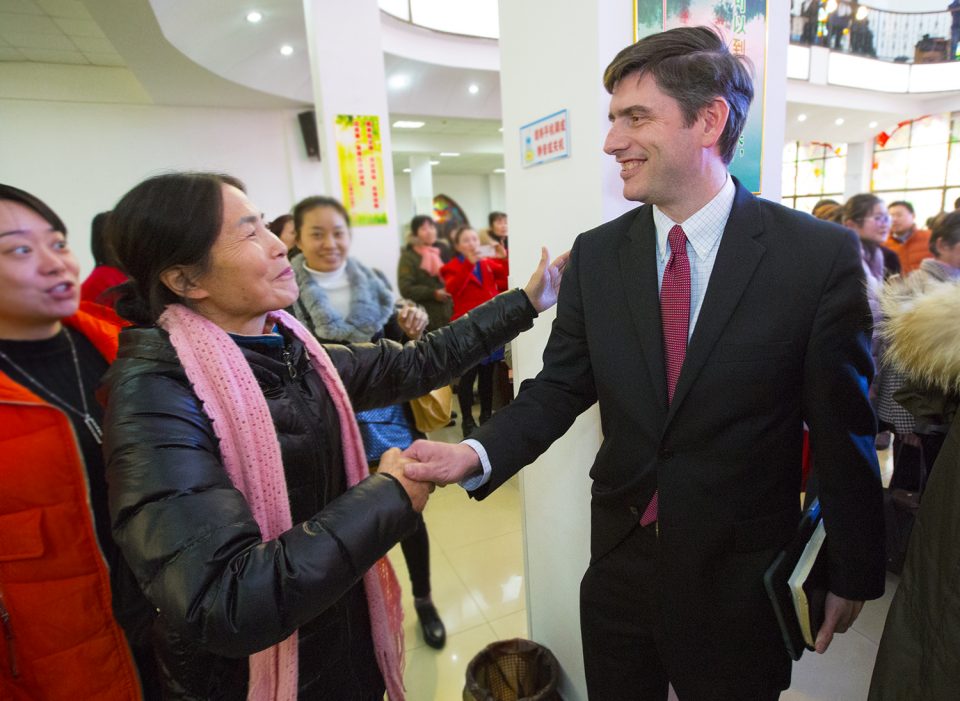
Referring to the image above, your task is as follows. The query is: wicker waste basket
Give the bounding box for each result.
[463,638,561,701]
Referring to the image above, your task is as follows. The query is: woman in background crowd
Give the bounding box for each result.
[441,224,509,437]
[289,194,447,650]
[101,171,565,699]
[480,211,508,252]
[269,213,298,256]
[80,210,127,307]
[398,214,453,331]
[0,184,151,700]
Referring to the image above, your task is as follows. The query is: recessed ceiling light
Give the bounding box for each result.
[468,84,479,95]
[280,44,293,56]
[868,120,878,129]
[797,114,807,122]
[388,74,410,90]
[402,168,411,173]
[834,117,845,125]
[493,168,505,173]
[246,11,262,23]
[429,160,440,165]
[393,120,425,129]
[439,152,460,157]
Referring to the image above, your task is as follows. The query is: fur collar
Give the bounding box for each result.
[880,275,960,393]
[291,254,394,343]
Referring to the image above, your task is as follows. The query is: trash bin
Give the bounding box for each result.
[463,638,561,701]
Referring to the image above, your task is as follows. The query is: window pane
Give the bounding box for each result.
[782,162,797,196]
[910,114,950,147]
[872,150,909,191]
[783,141,798,163]
[947,141,960,185]
[906,145,948,189]
[903,189,947,228]
[823,155,846,194]
[944,188,960,215]
[796,196,826,214]
[879,124,911,151]
[782,197,796,209]
[796,158,824,196]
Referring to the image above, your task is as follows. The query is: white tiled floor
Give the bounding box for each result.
[393,413,897,700]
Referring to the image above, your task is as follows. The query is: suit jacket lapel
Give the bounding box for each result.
[666,183,766,425]
[618,205,668,412]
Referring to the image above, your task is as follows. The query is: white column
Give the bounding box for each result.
[498,2,791,699]
[845,141,875,198]
[302,0,401,285]
[409,154,434,215]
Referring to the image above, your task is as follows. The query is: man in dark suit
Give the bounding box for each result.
[404,25,885,700]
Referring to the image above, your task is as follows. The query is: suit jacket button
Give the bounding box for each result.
[629,506,639,517]
[659,448,673,461]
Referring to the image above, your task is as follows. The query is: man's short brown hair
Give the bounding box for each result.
[603,26,754,165]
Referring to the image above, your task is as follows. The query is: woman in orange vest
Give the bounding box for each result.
[0,184,150,699]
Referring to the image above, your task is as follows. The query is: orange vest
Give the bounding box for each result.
[887,228,933,275]
[0,306,141,699]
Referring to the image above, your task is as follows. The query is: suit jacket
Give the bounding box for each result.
[470,181,885,669]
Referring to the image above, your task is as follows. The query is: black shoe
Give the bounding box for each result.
[414,601,446,649]
[478,412,491,425]
[462,421,476,439]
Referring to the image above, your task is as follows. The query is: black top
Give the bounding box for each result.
[0,328,112,558]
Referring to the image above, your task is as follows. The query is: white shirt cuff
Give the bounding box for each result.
[459,439,492,491]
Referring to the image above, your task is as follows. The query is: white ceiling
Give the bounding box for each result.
[3,1,959,176]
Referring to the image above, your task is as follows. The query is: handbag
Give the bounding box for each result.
[409,385,453,433]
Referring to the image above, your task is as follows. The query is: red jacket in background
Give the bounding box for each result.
[0,305,141,700]
[80,264,127,307]
[441,255,509,320]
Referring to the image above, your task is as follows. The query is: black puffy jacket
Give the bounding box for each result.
[102,290,535,700]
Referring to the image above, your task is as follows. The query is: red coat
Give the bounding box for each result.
[441,256,509,320]
[0,306,141,700]
[80,265,127,307]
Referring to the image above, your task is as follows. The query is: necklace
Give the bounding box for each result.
[0,329,103,444]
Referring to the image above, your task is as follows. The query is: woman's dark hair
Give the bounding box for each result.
[267,213,293,237]
[409,214,434,239]
[488,211,506,227]
[292,196,351,238]
[108,172,245,325]
[0,184,67,235]
[929,209,960,256]
[812,198,839,213]
[603,25,754,165]
[89,211,114,266]
[842,193,883,226]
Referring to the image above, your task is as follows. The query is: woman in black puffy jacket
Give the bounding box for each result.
[100,172,567,700]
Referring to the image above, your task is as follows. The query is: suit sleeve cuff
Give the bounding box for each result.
[459,439,492,490]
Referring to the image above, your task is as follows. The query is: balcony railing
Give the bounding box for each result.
[791,2,957,64]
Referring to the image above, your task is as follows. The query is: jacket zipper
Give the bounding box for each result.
[0,588,19,677]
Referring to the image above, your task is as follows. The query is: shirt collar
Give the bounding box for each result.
[653,174,735,261]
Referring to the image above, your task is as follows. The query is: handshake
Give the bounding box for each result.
[377,440,483,511]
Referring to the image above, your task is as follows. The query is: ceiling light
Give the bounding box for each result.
[246,11,262,23]
[468,84,479,94]
[493,168,505,173]
[388,74,410,90]
[280,44,293,56]
[393,120,425,129]
[498,127,503,132]
[439,152,460,157]
[429,160,440,165]
[402,168,411,173]
[797,114,807,122]
[834,117,845,126]
[869,120,879,129]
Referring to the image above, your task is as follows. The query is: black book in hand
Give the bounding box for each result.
[763,498,828,661]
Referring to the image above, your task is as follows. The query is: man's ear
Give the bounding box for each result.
[699,96,731,152]
[159,266,208,302]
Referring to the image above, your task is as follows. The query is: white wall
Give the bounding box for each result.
[0,98,323,276]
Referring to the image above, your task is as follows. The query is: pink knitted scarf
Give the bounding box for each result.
[158,304,405,701]
[414,244,443,277]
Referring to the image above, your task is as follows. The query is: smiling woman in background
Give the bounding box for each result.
[100,171,566,700]
[0,184,151,700]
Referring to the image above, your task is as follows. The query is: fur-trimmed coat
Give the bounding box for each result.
[869,278,960,700]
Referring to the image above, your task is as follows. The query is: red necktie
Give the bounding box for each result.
[640,224,690,526]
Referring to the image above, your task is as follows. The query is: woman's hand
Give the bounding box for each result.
[397,303,428,340]
[378,448,434,512]
[523,247,570,313]
[433,288,452,303]
[493,242,507,259]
